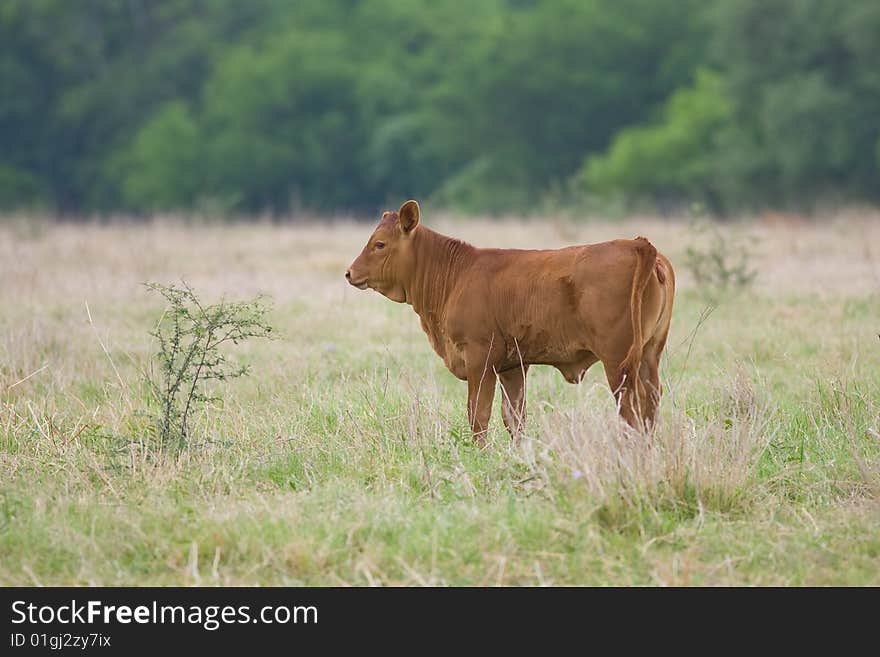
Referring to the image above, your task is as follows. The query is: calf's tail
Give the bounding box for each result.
[619,237,658,383]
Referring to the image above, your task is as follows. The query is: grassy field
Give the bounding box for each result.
[2,212,879,585]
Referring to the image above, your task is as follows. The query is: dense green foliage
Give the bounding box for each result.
[583,70,732,208]
[1,0,878,215]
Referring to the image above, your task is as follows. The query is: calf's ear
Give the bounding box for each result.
[398,200,420,233]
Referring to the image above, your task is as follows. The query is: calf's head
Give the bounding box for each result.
[346,200,420,303]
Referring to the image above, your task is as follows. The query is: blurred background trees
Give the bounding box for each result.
[1,0,878,217]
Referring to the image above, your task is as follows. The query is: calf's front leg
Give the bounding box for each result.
[499,365,529,441]
[466,363,497,447]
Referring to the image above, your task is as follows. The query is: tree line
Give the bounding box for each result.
[1,0,878,216]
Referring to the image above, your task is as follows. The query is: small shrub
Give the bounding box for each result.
[684,219,757,299]
[145,282,273,450]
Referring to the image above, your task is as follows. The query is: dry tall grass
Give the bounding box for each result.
[525,381,773,524]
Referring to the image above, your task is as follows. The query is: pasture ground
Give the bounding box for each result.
[1,212,879,585]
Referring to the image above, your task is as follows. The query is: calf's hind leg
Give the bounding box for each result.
[499,365,529,441]
[637,339,665,430]
[603,344,665,432]
[603,358,646,431]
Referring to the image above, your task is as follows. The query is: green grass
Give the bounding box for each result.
[1,216,879,585]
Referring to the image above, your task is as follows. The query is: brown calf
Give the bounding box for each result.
[346,200,675,445]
